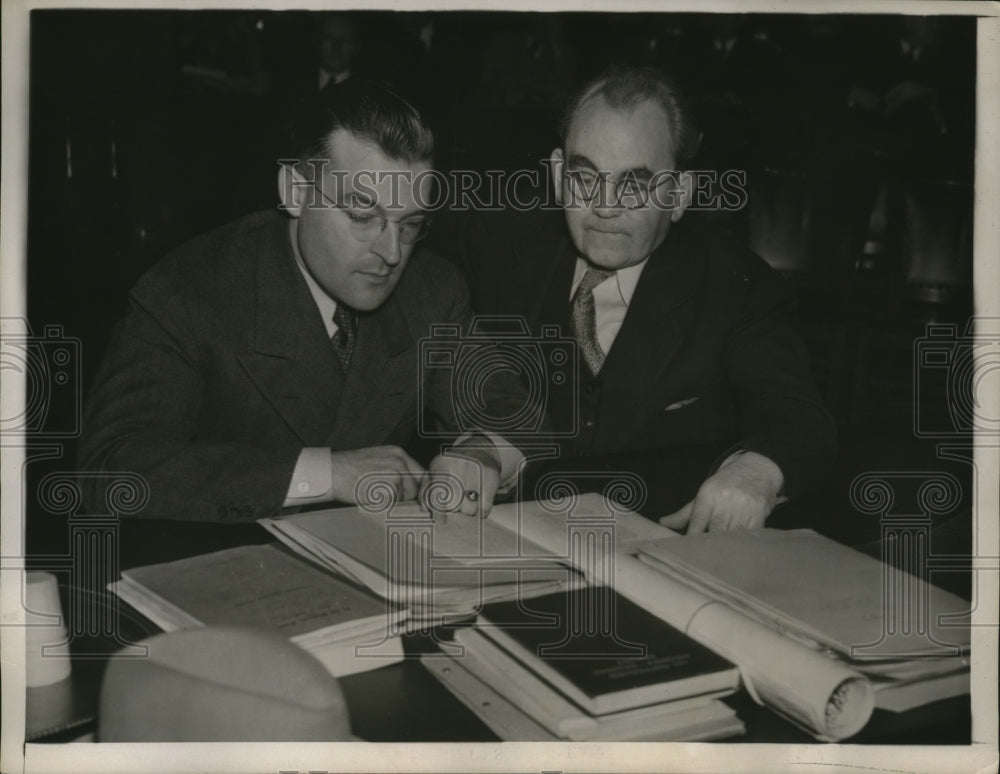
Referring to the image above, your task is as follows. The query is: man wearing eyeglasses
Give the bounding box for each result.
[78,80,529,522]
[440,64,836,532]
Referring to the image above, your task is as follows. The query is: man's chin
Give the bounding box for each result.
[343,285,397,312]
[581,249,641,271]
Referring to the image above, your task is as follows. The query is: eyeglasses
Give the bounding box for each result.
[311,184,431,244]
[563,167,676,210]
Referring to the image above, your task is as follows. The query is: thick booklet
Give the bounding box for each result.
[474,587,740,716]
[259,502,580,618]
[451,626,739,740]
[111,543,404,677]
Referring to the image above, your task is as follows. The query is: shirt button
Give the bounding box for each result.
[297,482,310,494]
[583,419,595,429]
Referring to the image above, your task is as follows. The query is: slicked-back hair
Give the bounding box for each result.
[285,78,434,167]
[559,65,701,170]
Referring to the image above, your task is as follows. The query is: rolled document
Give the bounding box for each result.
[615,558,874,741]
[490,496,874,740]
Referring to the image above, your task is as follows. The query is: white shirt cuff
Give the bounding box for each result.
[719,449,746,469]
[283,448,334,506]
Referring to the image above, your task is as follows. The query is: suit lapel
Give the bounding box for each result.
[237,218,343,446]
[326,297,415,449]
[523,220,576,334]
[594,220,704,450]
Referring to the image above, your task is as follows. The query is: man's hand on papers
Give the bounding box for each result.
[420,442,502,519]
[659,451,785,533]
[329,446,426,507]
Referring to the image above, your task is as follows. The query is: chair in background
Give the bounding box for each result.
[899,178,973,311]
[747,167,876,312]
[747,167,876,422]
[849,178,973,427]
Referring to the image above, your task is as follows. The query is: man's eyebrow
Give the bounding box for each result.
[341,186,383,213]
[345,190,379,209]
[622,166,656,181]
[565,154,656,180]
[342,189,426,219]
[566,153,598,170]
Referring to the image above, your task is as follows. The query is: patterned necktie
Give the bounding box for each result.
[331,304,357,371]
[571,266,614,375]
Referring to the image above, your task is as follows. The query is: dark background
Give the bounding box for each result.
[23,10,978,596]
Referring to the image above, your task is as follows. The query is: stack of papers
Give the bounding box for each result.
[112,544,405,677]
[636,529,971,711]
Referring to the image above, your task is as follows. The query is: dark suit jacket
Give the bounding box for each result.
[436,208,837,505]
[79,210,526,522]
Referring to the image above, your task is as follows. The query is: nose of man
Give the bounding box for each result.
[370,221,402,266]
[590,188,626,218]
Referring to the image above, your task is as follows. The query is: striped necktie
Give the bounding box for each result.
[571,266,614,375]
[331,304,357,371]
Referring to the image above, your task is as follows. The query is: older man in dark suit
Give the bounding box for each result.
[439,65,836,532]
[79,80,529,522]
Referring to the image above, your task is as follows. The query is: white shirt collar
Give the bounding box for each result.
[290,221,340,338]
[319,67,351,90]
[570,256,649,305]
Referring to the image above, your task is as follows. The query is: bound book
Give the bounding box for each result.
[473,587,740,716]
[450,626,739,741]
[111,543,405,677]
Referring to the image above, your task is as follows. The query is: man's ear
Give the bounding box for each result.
[277,164,305,218]
[670,170,695,223]
[549,148,565,207]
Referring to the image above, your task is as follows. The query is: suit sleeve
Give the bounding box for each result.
[77,279,299,522]
[721,268,837,498]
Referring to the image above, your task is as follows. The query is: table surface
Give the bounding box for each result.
[23,518,972,745]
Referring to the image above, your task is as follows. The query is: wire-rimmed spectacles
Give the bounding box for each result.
[311,184,432,244]
[563,167,676,210]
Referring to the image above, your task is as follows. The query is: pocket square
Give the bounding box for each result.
[664,397,700,411]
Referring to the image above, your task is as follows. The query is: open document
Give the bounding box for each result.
[259,502,580,620]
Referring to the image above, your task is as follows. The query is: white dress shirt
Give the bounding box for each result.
[569,256,650,358]
[283,235,345,505]
[318,67,351,91]
[284,231,523,506]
